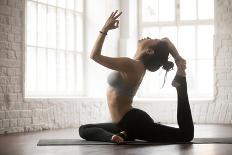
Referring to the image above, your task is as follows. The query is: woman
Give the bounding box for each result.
[79,10,194,144]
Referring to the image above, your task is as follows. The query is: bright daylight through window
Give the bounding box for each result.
[25,0,84,98]
[138,0,214,99]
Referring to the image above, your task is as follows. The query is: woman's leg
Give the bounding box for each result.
[136,73,194,142]
[79,122,121,142]
[117,74,194,142]
[144,74,194,142]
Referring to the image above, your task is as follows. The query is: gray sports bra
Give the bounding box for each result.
[107,71,141,97]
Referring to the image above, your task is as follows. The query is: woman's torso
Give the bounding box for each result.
[107,61,145,123]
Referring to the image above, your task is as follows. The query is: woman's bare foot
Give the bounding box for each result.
[111,135,124,144]
[172,59,186,87]
[111,131,127,144]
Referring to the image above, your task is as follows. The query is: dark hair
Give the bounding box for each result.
[141,40,174,72]
[141,40,174,87]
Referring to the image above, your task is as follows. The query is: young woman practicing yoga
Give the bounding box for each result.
[79,10,194,144]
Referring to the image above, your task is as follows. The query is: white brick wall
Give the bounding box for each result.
[0,0,232,134]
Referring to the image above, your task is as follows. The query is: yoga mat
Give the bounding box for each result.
[37,138,232,146]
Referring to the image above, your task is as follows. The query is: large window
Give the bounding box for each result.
[25,0,84,97]
[138,0,214,98]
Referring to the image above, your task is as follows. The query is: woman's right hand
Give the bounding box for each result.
[102,10,122,32]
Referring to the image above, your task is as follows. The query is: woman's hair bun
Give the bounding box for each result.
[162,61,174,71]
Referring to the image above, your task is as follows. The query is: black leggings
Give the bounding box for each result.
[79,75,194,142]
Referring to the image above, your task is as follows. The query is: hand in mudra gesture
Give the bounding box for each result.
[102,10,122,32]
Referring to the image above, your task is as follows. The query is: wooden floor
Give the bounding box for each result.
[0,124,232,155]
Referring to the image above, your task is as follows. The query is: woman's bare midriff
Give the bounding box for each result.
[107,87,133,124]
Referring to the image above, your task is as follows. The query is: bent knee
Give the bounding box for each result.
[182,130,194,142]
[79,124,91,139]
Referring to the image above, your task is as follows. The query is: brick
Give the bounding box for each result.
[0,5,11,15]
[17,118,24,127]
[12,26,21,34]
[2,119,9,128]
[11,8,21,18]
[0,111,5,119]
[24,118,31,126]
[15,0,23,9]
[10,119,17,127]
[15,17,21,26]
[0,49,8,58]
[5,110,19,119]
[0,23,11,32]
[0,0,7,5]
[0,67,7,76]
[14,34,21,42]
[0,93,4,101]
[7,50,16,59]
[7,93,18,101]
[20,110,29,118]
[218,80,232,86]
[0,32,8,41]
[8,16,15,25]
[8,33,14,42]
[7,0,16,7]
[7,68,17,76]
[32,117,39,124]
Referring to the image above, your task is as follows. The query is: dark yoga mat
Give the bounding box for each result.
[37,138,232,146]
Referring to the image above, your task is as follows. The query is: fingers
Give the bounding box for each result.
[110,10,122,19]
[114,20,119,28]
[113,11,122,19]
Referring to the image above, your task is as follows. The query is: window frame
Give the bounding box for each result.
[24,0,86,98]
[137,0,214,99]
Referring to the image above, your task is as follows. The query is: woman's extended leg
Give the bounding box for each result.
[117,69,194,142]
[140,72,194,142]
[79,123,121,142]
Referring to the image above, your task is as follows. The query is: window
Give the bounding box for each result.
[138,0,214,98]
[25,0,84,98]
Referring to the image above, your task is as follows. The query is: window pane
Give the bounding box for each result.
[142,0,158,22]
[180,0,196,20]
[198,0,214,19]
[159,0,175,21]
[47,49,57,91]
[27,1,37,46]
[38,0,47,4]
[57,9,66,50]
[37,48,47,91]
[160,26,177,46]
[37,3,47,47]
[186,60,197,95]
[75,0,83,12]
[76,15,83,52]
[47,0,56,6]
[142,27,159,38]
[47,6,56,48]
[57,0,65,8]
[197,25,214,59]
[76,54,83,92]
[178,26,196,59]
[67,53,75,91]
[57,50,66,91]
[26,47,37,91]
[67,11,75,51]
[66,0,74,10]
[197,60,213,96]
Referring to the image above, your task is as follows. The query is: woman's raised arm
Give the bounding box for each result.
[90,10,122,60]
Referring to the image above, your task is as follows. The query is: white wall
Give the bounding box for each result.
[0,0,231,134]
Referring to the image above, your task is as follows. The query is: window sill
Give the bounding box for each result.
[23,96,213,104]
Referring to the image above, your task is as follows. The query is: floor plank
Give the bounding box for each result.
[0,124,232,155]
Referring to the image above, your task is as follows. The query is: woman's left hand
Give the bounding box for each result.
[102,10,122,32]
